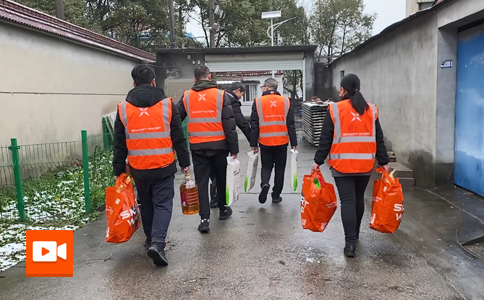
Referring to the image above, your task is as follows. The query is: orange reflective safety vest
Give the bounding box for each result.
[255,93,289,146]
[118,98,175,170]
[328,100,378,173]
[183,88,225,144]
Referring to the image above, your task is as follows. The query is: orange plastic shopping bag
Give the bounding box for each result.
[301,169,337,232]
[105,173,141,243]
[370,168,404,233]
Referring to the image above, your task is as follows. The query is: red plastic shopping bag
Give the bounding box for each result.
[105,173,141,243]
[301,169,337,232]
[370,168,404,233]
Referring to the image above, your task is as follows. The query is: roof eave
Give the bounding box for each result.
[155,45,318,56]
[0,0,156,63]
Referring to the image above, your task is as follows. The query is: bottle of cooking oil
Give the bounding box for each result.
[180,171,200,215]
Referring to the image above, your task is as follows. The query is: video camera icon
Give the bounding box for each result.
[32,241,67,262]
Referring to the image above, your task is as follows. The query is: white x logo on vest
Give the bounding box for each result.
[198,93,207,101]
[351,112,362,122]
[139,108,150,117]
[270,100,277,108]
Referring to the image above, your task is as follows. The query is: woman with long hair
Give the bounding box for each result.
[313,74,390,257]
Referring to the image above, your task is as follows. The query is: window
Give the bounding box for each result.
[340,70,345,80]
[242,84,257,102]
[418,3,432,10]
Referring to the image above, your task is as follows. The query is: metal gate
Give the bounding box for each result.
[454,23,484,197]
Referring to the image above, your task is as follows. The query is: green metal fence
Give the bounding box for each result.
[0,145,14,188]
[0,130,114,221]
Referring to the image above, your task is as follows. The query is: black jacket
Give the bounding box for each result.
[250,90,298,148]
[177,80,239,155]
[113,86,190,180]
[314,100,390,167]
[225,89,251,142]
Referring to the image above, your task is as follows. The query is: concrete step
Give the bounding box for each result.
[389,162,414,179]
[397,177,415,187]
[388,151,396,162]
[373,162,415,186]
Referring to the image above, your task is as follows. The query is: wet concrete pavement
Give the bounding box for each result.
[1,129,483,300]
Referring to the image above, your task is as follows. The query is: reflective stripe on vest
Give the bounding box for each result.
[328,101,378,173]
[260,132,288,138]
[183,89,225,144]
[256,95,289,146]
[128,148,174,156]
[189,131,225,137]
[330,102,377,144]
[328,153,376,160]
[119,98,174,164]
[256,96,289,128]
[120,99,172,142]
[185,89,223,125]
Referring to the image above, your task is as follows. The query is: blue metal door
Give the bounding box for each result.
[454,24,484,197]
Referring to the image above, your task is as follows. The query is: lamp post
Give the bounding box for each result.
[262,11,296,77]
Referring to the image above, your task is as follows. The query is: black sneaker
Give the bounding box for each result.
[344,241,357,258]
[144,237,151,249]
[147,242,168,266]
[219,206,233,220]
[198,219,210,233]
[272,196,282,204]
[259,184,270,204]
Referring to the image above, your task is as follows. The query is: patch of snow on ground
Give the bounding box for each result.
[1,153,111,272]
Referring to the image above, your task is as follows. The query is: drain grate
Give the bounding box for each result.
[457,231,484,261]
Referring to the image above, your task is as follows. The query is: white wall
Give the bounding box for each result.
[0,22,140,146]
[331,15,439,187]
[406,0,419,16]
[330,0,484,187]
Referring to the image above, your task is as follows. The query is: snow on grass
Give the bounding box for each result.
[0,152,114,272]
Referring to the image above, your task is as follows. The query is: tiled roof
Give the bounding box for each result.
[216,71,284,77]
[0,0,155,63]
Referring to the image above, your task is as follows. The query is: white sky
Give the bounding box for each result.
[186,0,406,39]
[363,0,406,34]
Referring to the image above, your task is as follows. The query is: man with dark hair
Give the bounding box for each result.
[194,65,211,80]
[208,81,251,208]
[177,66,239,233]
[251,78,297,204]
[227,82,250,141]
[113,64,190,266]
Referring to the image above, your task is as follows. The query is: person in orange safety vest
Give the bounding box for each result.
[113,64,191,266]
[250,78,298,205]
[312,74,390,258]
[176,66,239,234]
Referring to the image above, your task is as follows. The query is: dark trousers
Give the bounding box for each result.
[210,171,217,201]
[133,175,175,244]
[192,151,229,219]
[260,145,287,198]
[334,176,371,243]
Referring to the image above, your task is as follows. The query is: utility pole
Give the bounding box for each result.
[167,0,176,49]
[209,0,215,48]
[55,0,65,20]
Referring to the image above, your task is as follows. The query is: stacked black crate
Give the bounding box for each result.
[302,102,328,146]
